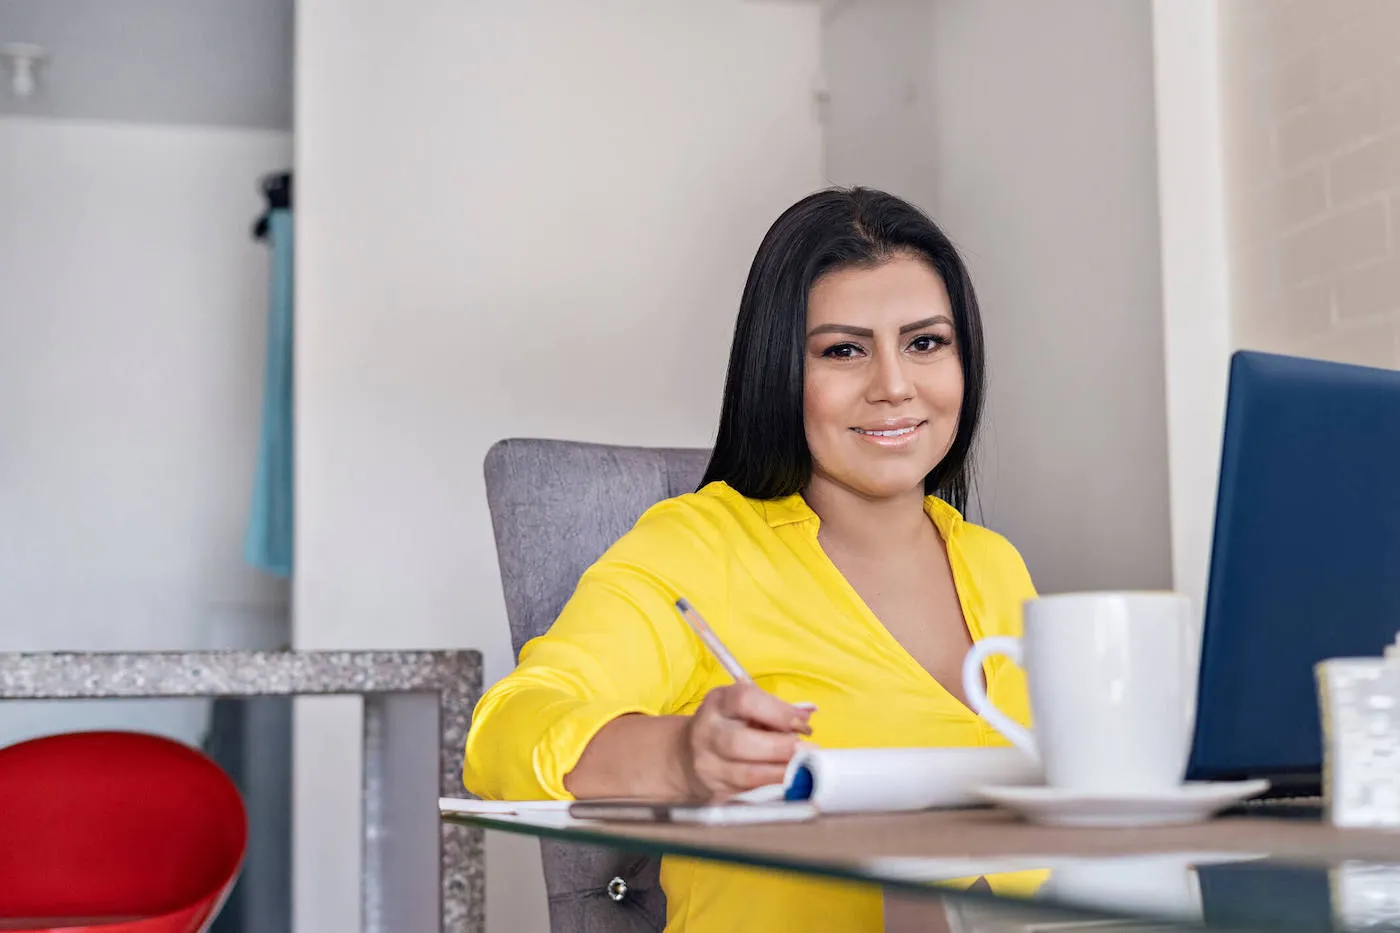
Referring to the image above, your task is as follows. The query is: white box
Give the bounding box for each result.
[1316,643,1400,828]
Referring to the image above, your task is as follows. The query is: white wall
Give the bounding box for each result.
[1220,0,1400,369]
[0,116,293,750]
[1151,0,1400,619]
[826,0,1173,595]
[923,0,1171,594]
[293,2,824,931]
[1150,0,1232,618]
[821,0,938,212]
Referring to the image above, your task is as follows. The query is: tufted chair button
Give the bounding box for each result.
[606,876,629,903]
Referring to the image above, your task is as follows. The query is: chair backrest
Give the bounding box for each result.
[0,730,248,933]
[483,438,711,933]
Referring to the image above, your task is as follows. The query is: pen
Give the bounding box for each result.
[674,597,754,685]
[674,596,818,739]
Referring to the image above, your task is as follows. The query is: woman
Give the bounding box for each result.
[462,187,1037,931]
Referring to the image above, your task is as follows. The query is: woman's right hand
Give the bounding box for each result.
[680,684,813,802]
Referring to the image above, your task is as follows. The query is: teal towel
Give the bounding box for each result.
[245,208,294,577]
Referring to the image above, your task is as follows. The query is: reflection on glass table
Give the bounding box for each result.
[442,799,1400,932]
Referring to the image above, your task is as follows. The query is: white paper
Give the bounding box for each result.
[778,745,1042,814]
[440,745,1042,820]
[438,797,573,815]
[439,797,583,828]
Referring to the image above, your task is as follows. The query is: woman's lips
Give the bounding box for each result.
[850,420,927,447]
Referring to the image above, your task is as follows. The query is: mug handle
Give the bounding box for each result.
[962,636,1039,763]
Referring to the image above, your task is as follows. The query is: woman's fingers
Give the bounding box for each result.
[725,762,791,794]
[713,718,801,764]
[692,750,790,798]
[685,684,815,800]
[715,683,813,735]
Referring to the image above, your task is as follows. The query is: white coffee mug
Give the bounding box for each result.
[961,590,1196,794]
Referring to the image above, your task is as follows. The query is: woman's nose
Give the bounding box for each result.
[868,347,914,403]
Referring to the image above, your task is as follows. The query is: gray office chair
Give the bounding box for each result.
[482,438,711,933]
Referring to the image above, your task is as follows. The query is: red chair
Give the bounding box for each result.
[0,731,247,933]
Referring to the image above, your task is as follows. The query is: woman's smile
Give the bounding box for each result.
[850,418,928,448]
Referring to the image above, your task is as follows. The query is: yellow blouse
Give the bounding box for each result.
[463,481,1042,932]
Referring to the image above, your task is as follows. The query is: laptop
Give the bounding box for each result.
[1186,350,1400,798]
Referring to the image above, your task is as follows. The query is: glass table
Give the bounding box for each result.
[442,799,1400,932]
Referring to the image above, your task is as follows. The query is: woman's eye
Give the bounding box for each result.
[909,334,951,353]
[822,343,864,359]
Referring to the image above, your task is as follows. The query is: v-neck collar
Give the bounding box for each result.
[759,490,965,539]
[760,490,995,718]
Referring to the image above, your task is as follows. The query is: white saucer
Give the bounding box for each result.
[973,779,1271,828]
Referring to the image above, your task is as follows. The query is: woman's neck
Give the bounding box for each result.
[802,474,931,552]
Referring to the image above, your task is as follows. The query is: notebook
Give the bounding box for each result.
[441,745,1040,823]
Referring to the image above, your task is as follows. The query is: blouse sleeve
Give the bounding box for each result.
[462,496,726,800]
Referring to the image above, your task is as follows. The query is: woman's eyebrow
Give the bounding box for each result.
[806,315,953,339]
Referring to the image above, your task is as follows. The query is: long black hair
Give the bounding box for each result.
[699,186,986,513]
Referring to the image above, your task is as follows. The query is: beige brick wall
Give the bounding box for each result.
[1220,0,1400,369]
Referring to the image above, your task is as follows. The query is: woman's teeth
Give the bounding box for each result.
[853,425,919,437]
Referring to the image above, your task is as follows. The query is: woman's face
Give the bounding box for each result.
[803,253,963,502]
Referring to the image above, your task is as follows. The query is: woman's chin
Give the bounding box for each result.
[810,451,944,502]
[842,469,934,502]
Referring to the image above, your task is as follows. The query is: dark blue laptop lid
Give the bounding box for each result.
[1187,350,1400,787]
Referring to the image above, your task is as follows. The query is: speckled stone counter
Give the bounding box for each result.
[0,649,483,933]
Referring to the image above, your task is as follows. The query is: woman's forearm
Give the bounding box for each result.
[563,713,696,800]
